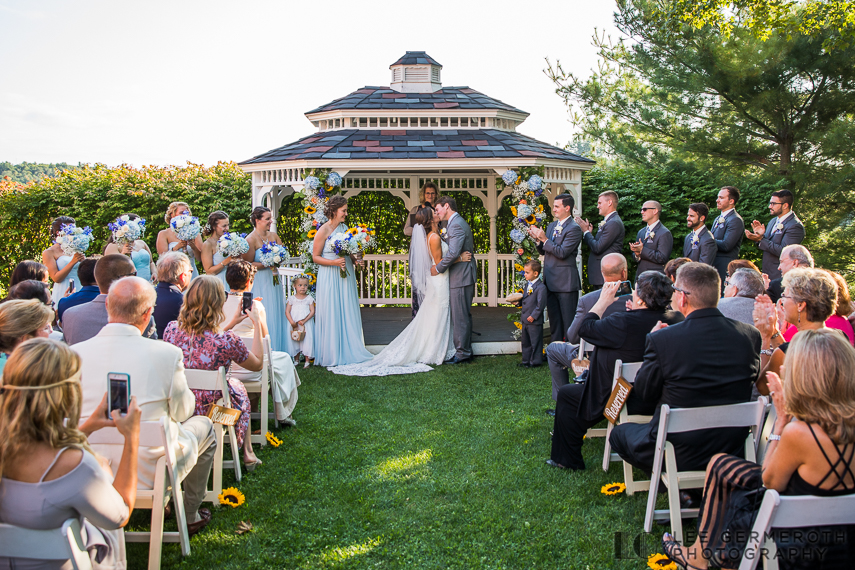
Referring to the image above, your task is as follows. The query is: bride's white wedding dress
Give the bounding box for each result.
[329,227,454,376]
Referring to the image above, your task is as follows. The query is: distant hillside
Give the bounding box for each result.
[0,161,78,184]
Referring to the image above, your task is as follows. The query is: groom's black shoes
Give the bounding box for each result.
[445,356,473,365]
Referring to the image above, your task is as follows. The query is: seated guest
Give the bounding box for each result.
[4,280,51,305]
[9,260,50,287]
[0,338,141,569]
[664,257,691,283]
[74,276,216,535]
[547,271,683,470]
[661,329,855,569]
[0,299,54,376]
[224,261,301,426]
[822,270,855,346]
[62,254,156,345]
[726,258,759,279]
[56,257,100,323]
[609,262,761,474]
[767,243,813,303]
[163,276,265,470]
[718,267,765,325]
[546,253,631,406]
[152,252,193,338]
[754,268,838,395]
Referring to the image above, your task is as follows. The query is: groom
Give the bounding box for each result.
[431,196,476,364]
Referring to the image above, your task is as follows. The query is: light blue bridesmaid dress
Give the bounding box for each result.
[211,251,230,292]
[314,224,373,367]
[131,248,152,283]
[250,248,288,351]
[168,241,199,280]
[51,255,79,306]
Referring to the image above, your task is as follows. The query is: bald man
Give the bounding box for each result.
[629,200,672,278]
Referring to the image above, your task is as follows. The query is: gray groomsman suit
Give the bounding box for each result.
[435,212,476,359]
[634,221,672,277]
[758,213,805,280]
[583,213,625,286]
[536,217,583,343]
[62,293,157,345]
[682,227,717,265]
[711,209,745,283]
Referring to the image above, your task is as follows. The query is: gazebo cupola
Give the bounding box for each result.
[389,51,442,93]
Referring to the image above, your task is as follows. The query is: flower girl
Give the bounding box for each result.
[285,275,315,368]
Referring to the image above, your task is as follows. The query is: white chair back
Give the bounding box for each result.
[0,518,93,570]
[184,366,241,482]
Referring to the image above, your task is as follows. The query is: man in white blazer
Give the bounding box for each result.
[73,276,216,534]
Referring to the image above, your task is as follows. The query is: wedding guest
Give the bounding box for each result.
[152,252,194,338]
[74,276,216,535]
[156,201,203,280]
[575,191,625,289]
[62,254,157,345]
[518,259,546,369]
[661,329,855,569]
[0,299,54,376]
[744,189,805,280]
[242,206,289,352]
[726,258,760,278]
[664,257,691,283]
[225,261,301,426]
[284,274,316,367]
[104,213,156,283]
[0,338,140,570]
[767,244,813,303]
[406,183,440,316]
[163,275,264,470]
[57,257,99,322]
[629,200,672,277]
[711,186,745,285]
[201,210,235,292]
[312,196,374,367]
[821,270,855,346]
[718,268,765,325]
[4,280,51,305]
[529,193,583,343]
[42,216,84,306]
[9,260,49,287]
[682,203,716,265]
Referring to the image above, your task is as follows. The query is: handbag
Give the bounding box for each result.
[290,324,305,342]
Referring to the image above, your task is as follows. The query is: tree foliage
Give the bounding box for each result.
[0,161,78,184]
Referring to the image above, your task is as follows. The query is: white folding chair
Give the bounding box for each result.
[243,336,273,447]
[739,489,855,570]
[643,398,768,543]
[576,339,608,439]
[755,402,777,464]
[0,518,93,569]
[184,367,241,483]
[600,360,649,496]
[88,418,190,570]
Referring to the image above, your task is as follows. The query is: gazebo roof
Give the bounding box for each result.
[239,129,594,165]
[390,51,442,67]
[306,87,527,115]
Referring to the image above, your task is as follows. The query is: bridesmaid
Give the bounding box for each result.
[242,206,289,352]
[201,211,235,292]
[42,216,84,306]
[312,195,373,367]
[103,213,156,283]
[156,201,202,280]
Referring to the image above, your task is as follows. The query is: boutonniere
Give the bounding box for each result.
[598,220,606,229]
[774,222,784,233]
[648,230,656,240]
[440,228,448,239]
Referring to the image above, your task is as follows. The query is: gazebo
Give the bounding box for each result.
[239,51,595,316]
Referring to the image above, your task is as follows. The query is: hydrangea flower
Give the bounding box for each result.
[528,175,543,191]
[510,228,526,243]
[304,176,320,191]
[502,170,518,186]
[517,204,533,219]
[326,172,342,187]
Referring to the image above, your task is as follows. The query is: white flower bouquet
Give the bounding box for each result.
[55,223,93,256]
[326,224,375,278]
[170,214,201,242]
[259,241,289,285]
[216,232,250,259]
[108,215,146,245]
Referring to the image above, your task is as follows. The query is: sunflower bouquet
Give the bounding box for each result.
[170,214,201,242]
[216,231,250,259]
[259,241,289,285]
[325,224,376,278]
[55,223,94,256]
[108,215,146,246]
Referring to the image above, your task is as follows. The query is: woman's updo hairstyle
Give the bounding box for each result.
[204,211,229,238]
[250,206,271,227]
[413,205,434,228]
[50,216,75,241]
[324,195,348,219]
[635,271,675,311]
[164,202,190,224]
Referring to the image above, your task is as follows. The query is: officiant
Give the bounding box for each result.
[405,182,441,317]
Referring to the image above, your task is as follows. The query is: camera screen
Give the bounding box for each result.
[109,378,129,415]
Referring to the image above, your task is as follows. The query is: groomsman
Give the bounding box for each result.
[530,194,583,343]
[629,200,672,278]
[682,203,716,265]
[744,189,805,280]
[575,191,625,289]
[711,186,745,285]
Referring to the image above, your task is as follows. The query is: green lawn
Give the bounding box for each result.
[127,355,672,569]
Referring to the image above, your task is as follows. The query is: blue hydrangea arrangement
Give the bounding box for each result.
[502,169,518,186]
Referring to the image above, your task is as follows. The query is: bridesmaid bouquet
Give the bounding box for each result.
[217,232,250,258]
[55,223,93,256]
[327,224,376,278]
[259,241,289,285]
[108,215,146,245]
[170,214,201,242]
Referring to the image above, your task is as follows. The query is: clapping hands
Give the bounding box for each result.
[574,216,592,233]
[744,220,765,242]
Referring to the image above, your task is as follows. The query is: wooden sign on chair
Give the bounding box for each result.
[603,376,633,424]
[207,404,242,426]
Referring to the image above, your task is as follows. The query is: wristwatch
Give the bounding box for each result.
[760,348,775,356]
[768,434,781,441]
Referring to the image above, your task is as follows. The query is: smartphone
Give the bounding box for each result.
[242,291,253,314]
[617,280,633,296]
[68,279,75,293]
[107,373,130,416]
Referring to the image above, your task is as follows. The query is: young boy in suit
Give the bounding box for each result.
[519,259,547,368]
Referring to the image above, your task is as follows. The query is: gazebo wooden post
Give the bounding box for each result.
[487,175,499,307]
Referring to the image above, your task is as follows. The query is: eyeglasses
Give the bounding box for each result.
[672,286,691,296]
[640,207,656,212]
[769,201,783,206]
[119,271,137,278]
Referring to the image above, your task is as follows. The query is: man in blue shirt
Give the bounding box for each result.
[153,251,193,338]
[57,258,100,323]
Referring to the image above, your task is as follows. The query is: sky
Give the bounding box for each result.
[0,0,620,167]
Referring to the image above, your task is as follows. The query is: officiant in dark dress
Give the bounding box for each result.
[405,182,440,317]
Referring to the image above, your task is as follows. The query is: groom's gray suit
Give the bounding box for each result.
[436,211,476,360]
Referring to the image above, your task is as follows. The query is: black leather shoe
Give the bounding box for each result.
[545,459,568,469]
[187,508,212,538]
[443,357,456,364]
[517,363,530,368]
[545,409,556,417]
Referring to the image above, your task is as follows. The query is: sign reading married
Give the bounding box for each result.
[603,376,633,424]
[207,404,242,426]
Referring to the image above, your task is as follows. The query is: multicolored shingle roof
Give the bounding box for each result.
[390,51,441,67]
[239,129,594,164]
[306,87,527,115]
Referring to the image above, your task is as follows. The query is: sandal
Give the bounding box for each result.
[243,458,263,472]
[662,533,705,570]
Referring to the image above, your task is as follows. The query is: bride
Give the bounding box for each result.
[329,206,471,376]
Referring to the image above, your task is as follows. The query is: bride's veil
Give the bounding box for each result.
[409,224,431,304]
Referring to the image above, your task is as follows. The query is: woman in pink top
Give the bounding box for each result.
[781,270,854,346]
